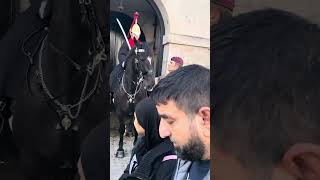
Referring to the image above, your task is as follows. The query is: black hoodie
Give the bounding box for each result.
[119,98,177,180]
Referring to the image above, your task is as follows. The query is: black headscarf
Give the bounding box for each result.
[135,98,163,151]
[80,121,108,180]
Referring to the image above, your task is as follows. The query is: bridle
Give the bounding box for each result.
[38,35,102,130]
[121,69,144,104]
[121,47,151,103]
[79,0,106,60]
[21,0,107,131]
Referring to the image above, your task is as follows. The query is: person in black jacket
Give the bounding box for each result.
[77,120,108,180]
[119,98,177,180]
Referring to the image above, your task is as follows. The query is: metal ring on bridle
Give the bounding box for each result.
[121,72,144,103]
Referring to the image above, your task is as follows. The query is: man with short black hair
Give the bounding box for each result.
[213,9,320,180]
[151,64,210,180]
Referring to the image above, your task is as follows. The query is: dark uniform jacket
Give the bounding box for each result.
[119,138,177,180]
[119,98,177,180]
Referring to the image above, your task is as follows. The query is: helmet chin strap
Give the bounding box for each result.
[131,34,140,40]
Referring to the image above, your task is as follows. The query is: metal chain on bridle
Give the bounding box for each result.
[121,69,144,103]
[38,34,102,120]
[120,47,152,103]
[42,0,106,122]
[21,0,106,130]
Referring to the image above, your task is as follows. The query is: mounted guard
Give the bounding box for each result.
[110,11,152,95]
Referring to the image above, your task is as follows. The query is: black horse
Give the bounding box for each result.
[112,41,155,158]
[0,0,50,170]
[0,0,109,179]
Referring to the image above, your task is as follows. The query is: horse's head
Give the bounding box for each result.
[45,0,108,68]
[15,0,110,178]
[126,41,155,91]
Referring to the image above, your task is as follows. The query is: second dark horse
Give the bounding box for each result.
[0,0,110,179]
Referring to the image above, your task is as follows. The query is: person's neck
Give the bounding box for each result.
[166,70,172,75]
[203,139,210,160]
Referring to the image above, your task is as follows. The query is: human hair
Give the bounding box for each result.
[213,9,320,169]
[151,64,210,117]
[170,56,184,67]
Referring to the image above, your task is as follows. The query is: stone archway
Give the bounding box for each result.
[110,0,166,76]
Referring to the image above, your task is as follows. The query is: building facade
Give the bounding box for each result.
[111,0,210,76]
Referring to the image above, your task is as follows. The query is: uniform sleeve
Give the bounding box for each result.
[118,42,129,64]
[154,159,177,180]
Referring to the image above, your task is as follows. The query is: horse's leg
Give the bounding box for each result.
[125,115,135,137]
[116,115,125,158]
[128,115,137,145]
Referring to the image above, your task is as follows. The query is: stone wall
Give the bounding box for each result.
[155,0,210,74]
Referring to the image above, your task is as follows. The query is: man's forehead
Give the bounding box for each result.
[156,101,187,115]
[156,101,174,111]
[156,100,175,108]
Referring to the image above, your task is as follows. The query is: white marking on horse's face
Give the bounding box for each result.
[147,56,152,64]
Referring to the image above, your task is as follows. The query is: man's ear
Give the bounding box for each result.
[281,143,320,180]
[198,107,210,137]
